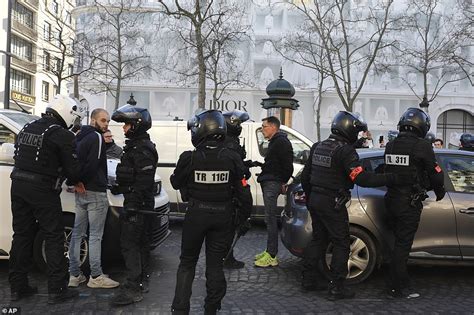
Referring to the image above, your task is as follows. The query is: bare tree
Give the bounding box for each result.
[159,0,251,108]
[393,0,474,103]
[80,0,152,109]
[286,0,398,112]
[39,2,87,94]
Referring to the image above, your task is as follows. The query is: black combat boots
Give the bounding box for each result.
[327,280,355,301]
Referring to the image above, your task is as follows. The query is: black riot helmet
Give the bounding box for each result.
[460,133,474,148]
[397,107,430,138]
[188,109,227,148]
[425,132,436,144]
[331,111,368,144]
[387,130,399,142]
[111,104,152,138]
[223,110,250,137]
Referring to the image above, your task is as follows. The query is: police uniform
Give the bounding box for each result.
[300,111,403,300]
[384,128,445,297]
[110,105,158,306]
[9,100,83,303]
[171,110,252,315]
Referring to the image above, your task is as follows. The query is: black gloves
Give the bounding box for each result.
[237,219,251,237]
[434,186,446,201]
[110,184,132,195]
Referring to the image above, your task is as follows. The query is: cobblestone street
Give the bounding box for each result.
[1,220,474,314]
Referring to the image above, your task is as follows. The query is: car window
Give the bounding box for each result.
[2,112,39,127]
[363,157,385,172]
[0,124,16,145]
[256,128,311,165]
[437,155,474,193]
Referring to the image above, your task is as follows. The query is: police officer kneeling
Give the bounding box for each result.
[109,105,158,306]
[384,108,445,298]
[9,95,85,304]
[171,110,252,315]
[301,111,410,301]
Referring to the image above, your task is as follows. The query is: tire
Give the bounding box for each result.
[322,226,377,284]
[33,214,89,273]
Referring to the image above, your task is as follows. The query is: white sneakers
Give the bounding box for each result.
[68,273,119,288]
[87,274,120,288]
[68,274,87,287]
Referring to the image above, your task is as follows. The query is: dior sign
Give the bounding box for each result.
[208,99,248,112]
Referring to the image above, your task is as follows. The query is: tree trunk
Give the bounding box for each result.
[195,25,206,108]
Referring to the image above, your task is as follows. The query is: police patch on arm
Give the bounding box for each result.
[194,170,230,184]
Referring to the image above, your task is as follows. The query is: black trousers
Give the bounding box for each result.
[172,206,233,313]
[385,195,422,291]
[302,192,350,285]
[9,179,68,293]
[120,212,152,290]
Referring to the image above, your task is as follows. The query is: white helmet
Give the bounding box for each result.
[46,95,87,129]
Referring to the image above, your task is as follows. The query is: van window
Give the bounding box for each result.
[0,124,16,145]
[256,128,311,165]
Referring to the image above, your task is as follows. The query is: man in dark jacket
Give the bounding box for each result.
[104,129,123,159]
[68,109,119,289]
[255,116,293,268]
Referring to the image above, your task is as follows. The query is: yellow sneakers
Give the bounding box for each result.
[254,250,267,261]
[254,252,278,267]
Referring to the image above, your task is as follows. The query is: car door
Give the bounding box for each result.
[359,154,460,258]
[437,153,474,258]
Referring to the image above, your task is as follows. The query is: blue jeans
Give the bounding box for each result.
[261,181,282,257]
[69,190,108,277]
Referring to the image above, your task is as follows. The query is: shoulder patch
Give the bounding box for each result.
[349,166,363,182]
[435,164,442,173]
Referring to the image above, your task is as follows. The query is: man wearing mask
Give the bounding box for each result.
[68,109,119,289]
[110,105,158,306]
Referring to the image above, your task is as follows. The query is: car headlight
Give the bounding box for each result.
[153,181,162,196]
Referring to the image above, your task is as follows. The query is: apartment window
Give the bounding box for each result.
[66,11,72,25]
[11,35,33,61]
[11,69,33,95]
[68,64,74,76]
[54,57,61,73]
[43,51,50,71]
[42,81,50,101]
[53,85,58,94]
[12,1,34,28]
[43,22,51,41]
[54,28,61,47]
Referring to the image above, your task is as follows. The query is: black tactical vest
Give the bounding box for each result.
[188,148,234,202]
[310,138,353,192]
[384,135,422,187]
[14,118,62,177]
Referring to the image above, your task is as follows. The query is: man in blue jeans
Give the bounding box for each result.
[255,116,293,267]
[68,108,119,289]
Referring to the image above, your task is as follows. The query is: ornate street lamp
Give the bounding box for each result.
[419,96,429,111]
[127,93,137,106]
[260,68,299,127]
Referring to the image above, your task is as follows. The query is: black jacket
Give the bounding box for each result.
[75,125,107,192]
[106,141,123,159]
[258,131,294,183]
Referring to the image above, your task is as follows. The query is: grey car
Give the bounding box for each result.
[281,149,474,284]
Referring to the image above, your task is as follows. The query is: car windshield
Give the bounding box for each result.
[3,112,39,127]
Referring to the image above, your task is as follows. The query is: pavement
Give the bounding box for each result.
[1,220,474,314]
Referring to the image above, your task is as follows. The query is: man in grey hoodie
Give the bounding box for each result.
[68,108,119,289]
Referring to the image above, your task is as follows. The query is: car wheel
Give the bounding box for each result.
[323,226,377,284]
[33,214,89,273]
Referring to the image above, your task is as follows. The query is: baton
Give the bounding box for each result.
[224,231,241,262]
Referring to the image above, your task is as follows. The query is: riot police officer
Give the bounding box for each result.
[109,105,158,306]
[222,109,251,269]
[300,111,409,301]
[171,110,252,315]
[384,108,445,298]
[459,133,474,151]
[9,95,85,304]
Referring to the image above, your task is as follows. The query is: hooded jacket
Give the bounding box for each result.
[75,125,108,192]
[258,131,294,183]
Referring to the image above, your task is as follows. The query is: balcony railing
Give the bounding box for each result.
[12,19,38,41]
[12,55,37,74]
[18,0,39,10]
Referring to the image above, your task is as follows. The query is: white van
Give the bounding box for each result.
[110,120,313,218]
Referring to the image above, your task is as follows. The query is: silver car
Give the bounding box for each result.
[281,149,474,284]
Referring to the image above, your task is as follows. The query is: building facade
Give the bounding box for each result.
[0,0,76,115]
[74,0,474,148]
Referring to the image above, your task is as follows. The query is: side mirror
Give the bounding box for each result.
[0,143,15,164]
[300,150,310,164]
